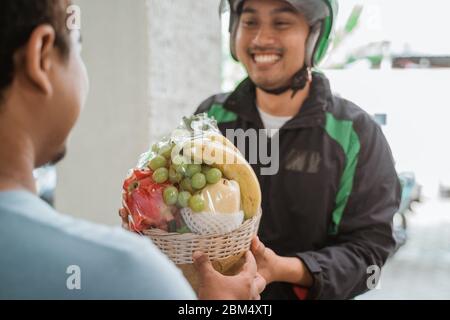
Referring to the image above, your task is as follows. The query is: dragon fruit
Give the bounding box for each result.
[122,168,185,232]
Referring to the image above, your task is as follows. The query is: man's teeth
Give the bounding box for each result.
[254,55,281,64]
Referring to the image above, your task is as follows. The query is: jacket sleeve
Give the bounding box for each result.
[296,114,402,300]
[194,93,232,115]
[194,95,216,115]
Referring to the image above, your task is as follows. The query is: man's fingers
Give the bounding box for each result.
[250,274,266,300]
[255,273,267,294]
[241,251,257,276]
[251,237,258,251]
[193,251,214,275]
[251,236,265,257]
[119,208,130,230]
[119,209,127,227]
[119,208,128,219]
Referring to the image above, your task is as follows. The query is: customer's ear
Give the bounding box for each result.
[22,24,57,96]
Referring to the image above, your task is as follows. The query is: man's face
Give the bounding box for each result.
[40,29,89,166]
[235,0,310,90]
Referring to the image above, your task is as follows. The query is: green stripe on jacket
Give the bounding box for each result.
[325,112,361,235]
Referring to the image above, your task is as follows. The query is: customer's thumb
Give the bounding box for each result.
[193,251,213,274]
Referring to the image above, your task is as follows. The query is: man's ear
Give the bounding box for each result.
[23,25,57,96]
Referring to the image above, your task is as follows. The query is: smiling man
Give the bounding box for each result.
[195,0,402,299]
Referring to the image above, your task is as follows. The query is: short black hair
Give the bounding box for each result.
[0,0,72,100]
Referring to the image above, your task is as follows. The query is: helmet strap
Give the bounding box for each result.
[257,65,312,98]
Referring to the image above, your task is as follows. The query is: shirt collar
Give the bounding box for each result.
[223,72,332,129]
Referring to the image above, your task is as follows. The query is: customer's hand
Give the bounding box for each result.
[118,207,130,231]
[193,251,266,300]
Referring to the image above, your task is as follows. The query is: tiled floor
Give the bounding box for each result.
[357,196,450,300]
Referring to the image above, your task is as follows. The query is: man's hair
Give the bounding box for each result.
[0,0,71,99]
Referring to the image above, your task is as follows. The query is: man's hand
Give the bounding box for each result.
[118,208,130,231]
[193,251,266,300]
[251,237,313,287]
[250,236,282,284]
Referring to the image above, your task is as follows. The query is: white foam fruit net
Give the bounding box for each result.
[181,208,244,235]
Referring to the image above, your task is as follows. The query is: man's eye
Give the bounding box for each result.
[274,21,290,27]
[242,19,257,27]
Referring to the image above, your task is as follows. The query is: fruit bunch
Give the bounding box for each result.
[148,149,224,213]
[122,114,261,236]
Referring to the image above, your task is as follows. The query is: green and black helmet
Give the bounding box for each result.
[220,0,339,68]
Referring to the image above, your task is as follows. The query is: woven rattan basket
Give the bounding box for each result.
[142,208,262,292]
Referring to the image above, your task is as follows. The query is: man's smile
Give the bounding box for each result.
[252,53,282,67]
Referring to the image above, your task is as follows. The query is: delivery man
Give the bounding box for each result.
[195,0,402,299]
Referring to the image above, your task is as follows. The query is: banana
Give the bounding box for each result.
[176,135,261,293]
[183,137,261,220]
[204,132,241,156]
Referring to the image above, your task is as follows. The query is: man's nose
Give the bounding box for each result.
[252,24,276,47]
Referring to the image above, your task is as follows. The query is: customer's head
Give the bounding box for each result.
[0,0,89,167]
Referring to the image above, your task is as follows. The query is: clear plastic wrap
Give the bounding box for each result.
[122,113,246,235]
[137,114,221,170]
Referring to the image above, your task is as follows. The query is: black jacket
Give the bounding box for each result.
[195,72,401,299]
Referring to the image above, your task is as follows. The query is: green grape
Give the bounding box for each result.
[152,167,169,184]
[159,144,173,159]
[172,155,188,176]
[149,155,167,171]
[185,164,202,178]
[189,194,205,212]
[206,168,222,184]
[191,173,206,190]
[176,225,191,234]
[175,163,187,176]
[169,166,182,183]
[167,220,177,233]
[163,186,178,205]
[177,191,192,208]
[151,144,159,153]
[172,154,187,166]
[180,178,193,192]
[201,164,211,175]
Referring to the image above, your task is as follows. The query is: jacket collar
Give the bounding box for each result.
[223,72,332,129]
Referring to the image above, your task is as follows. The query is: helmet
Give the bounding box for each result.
[220,0,338,68]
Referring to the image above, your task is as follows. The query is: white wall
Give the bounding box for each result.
[325,69,450,196]
[147,0,223,139]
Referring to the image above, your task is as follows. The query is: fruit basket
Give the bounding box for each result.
[121,114,262,291]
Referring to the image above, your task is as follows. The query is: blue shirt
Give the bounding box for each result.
[0,190,196,300]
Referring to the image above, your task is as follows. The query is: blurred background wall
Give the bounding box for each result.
[55,0,222,225]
